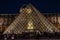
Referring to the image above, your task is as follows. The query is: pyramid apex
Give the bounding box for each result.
[20,3,33,14]
[28,3,33,6]
[27,3,34,7]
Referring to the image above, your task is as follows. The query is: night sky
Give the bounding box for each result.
[0,0,60,15]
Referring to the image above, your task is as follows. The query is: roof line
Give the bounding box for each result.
[0,14,18,15]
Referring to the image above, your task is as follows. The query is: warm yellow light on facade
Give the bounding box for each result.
[27,20,34,29]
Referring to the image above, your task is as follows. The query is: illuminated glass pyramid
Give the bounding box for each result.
[3,4,60,34]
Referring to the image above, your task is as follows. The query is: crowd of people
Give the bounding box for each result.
[0,32,60,40]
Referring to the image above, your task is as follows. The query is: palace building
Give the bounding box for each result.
[0,14,60,33]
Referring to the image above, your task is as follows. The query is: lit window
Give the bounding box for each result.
[27,20,34,29]
[26,8,32,14]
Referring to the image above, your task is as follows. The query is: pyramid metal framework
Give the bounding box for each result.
[3,4,60,34]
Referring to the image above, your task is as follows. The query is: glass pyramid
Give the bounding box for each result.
[3,4,60,34]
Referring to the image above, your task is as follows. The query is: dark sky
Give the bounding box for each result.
[0,0,60,14]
